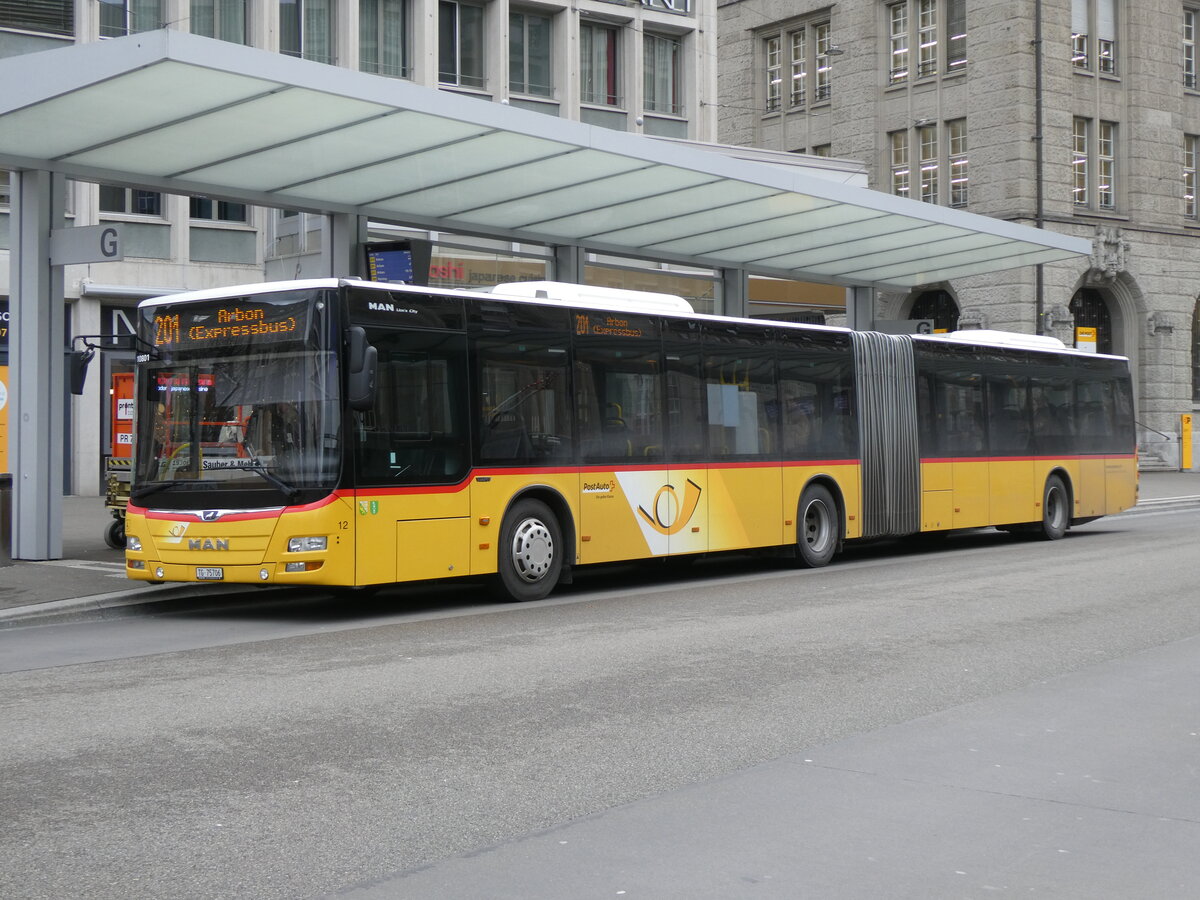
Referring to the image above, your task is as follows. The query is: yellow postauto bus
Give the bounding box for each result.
[124,278,1137,601]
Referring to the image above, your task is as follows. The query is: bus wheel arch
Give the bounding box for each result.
[491,488,574,601]
[795,477,843,568]
[1039,470,1072,541]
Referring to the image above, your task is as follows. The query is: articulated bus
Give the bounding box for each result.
[124,278,1137,601]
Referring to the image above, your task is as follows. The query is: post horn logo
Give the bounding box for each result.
[637,479,702,536]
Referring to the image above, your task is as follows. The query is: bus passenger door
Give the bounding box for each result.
[350,326,472,586]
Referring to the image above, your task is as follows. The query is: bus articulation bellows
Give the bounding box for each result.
[124,279,1137,601]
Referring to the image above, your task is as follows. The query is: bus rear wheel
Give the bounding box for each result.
[493,499,563,602]
[796,483,839,568]
[1038,475,1070,541]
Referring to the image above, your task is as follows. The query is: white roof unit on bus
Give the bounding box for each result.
[489,281,694,315]
[933,330,1068,352]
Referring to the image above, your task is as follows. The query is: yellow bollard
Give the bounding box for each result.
[1183,414,1194,471]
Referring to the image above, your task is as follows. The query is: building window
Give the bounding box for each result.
[890,130,910,199]
[190,0,247,43]
[762,18,831,111]
[917,0,937,76]
[1073,117,1089,206]
[1186,9,1197,89]
[1073,117,1116,211]
[889,3,909,83]
[280,0,334,64]
[790,28,808,107]
[0,1,73,35]
[360,0,409,78]
[814,21,832,101]
[1072,0,1116,74]
[644,33,681,115]
[438,1,485,88]
[1186,135,1198,218]
[0,169,9,207]
[1097,120,1115,209]
[581,22,620,107]
[99,185,162,217]
[190,197,247,222]
[889,120,966,206]
[918,124,938,202]
[886,0,965,82]
[947,118,968,207]
[99,0,161,37]
[764,35,782,112]
[812,144,832,157]
[509,10,552,96]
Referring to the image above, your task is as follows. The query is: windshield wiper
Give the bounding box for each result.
[130,480,215,502]
[244,464,301,503]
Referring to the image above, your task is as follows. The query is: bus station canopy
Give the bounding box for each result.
[0,30,1088,290]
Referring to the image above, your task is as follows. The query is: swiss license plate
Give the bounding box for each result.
[196,567,224,581]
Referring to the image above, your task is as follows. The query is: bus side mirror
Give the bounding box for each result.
[69,348,94,395]
[346,326,377,411]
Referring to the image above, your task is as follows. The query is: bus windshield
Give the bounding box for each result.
[132,290,341,504]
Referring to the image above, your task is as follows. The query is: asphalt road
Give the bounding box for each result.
[2,508,1199,899]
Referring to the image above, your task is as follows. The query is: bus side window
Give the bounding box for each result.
[1030,376,1073,456]
[573,313,663,464]
[476,336,573,465]
[987,376,1031,455]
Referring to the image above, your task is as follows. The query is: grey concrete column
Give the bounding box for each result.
[846,285,875,331]
[8,170,65,560]
[720,268,747,318]
[325,214,367,278]
[553,245,585,283]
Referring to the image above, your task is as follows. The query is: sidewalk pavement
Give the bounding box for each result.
[1,470,1198,626]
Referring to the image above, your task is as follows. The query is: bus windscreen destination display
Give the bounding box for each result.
[149,298,311,351]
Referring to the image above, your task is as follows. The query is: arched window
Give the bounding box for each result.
[1069,288,1113,354]
[909,290,959,332]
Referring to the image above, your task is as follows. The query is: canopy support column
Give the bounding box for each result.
[326,214,367,279]
[8,169,65,560]
[847,285,875,331]
[721,268,747,317]
[553,245,584,283]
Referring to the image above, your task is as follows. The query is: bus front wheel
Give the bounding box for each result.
[493,499,563,602]
[1038,475,1070,541]
[796,484,839,568]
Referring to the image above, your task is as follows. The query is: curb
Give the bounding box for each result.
[0,582,269,628]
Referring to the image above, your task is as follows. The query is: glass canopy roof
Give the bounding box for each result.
[0,30,1089,289]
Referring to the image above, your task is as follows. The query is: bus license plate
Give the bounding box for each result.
[196,567,224,581]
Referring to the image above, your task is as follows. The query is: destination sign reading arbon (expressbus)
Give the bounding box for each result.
[150,300,308,350]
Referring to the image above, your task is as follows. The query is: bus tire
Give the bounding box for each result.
[493,499,562,601]
[796,483,839,568]
[1038,475,1070,541]
[104,518,125,550]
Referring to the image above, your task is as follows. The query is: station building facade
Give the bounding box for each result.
[717,0,1200,465]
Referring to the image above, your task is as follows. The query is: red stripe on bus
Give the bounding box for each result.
[920,454,1137,464]
[131,493,341,521]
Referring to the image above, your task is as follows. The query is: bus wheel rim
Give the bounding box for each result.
[1048,487,1066,529]
[512,518,554,583]
[803,500,832,552]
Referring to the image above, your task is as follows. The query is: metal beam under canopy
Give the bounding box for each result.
[0,30,1088,289]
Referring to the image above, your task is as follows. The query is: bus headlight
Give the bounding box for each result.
[126,535,142,552]
[288,536,327,553]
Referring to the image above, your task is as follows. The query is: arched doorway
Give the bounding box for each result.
[1193,301,1200,403]
[1069,288,1114,354]
[909,289,960,332]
